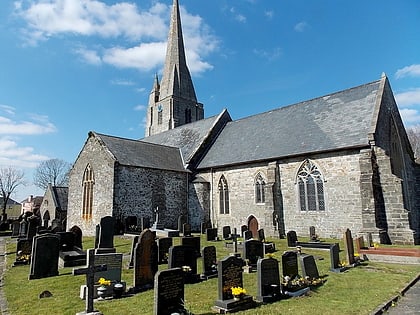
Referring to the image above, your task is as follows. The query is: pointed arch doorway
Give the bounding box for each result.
[248,216,259,239]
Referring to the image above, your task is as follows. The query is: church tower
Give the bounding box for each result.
[145,0,204,137]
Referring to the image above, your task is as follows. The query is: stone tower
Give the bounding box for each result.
[145,0,204,137]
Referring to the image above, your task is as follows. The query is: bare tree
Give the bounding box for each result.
[407,125,420,162]
[33,158,71,190]
[0,166,25,221]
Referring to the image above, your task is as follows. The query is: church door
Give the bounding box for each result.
[248,216,259,238]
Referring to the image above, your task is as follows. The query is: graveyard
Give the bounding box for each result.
[1,229,419,315]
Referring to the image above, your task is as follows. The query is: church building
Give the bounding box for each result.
[67,0,419,244]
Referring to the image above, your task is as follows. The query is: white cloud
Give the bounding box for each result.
[0,105,16,116]
[294,21,308,32]
[400,108,420,126]
[229,7,246,23]
[253,47,282,61]
[134,105,146,111]
[395,88,420,107]
[0,116,56,135]
[265,10,274,20]
[395,64,420,79]
[110,79,135,86]
[74,47,102,65]
[0,136,49,168]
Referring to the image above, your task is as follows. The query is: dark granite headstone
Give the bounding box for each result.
[94,252,123,284]
[157,237,173,264]
[344,228,355,265]
[29,234,60,279]
[206,228,218,241]
[243,239,264,267]
[299,254,319,279]
[13,239,32,265]
[241,225,248,237]
[140,217,151,231]
[282,251,298,278]
[329,243,345,272]
[258,229,265,242]
[181,236,201,257]
[309,226,318,241]
[125,216,138,233]
[98,216,115,250]
[222,226,232,240]
[128,235,140,269]
[244,230,253,240]
[132,229,158,291]
[168,245,198,283]
[201,245,217,279]
[177,215,187,232]
[69,225,83,249]
[256,257,281,303]
[19,220,27,237]
[201,221,211,234]
[182,223,192,237]
[11,221,20,237]
[26,216,39,240]
[57,231,75,252]
[286,230,298,247]
[154,268,185,315]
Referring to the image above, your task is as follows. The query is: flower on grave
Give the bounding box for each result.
[182,265,192,273]
[231,286,246,297]
[265,253,275,258]
[338,260,347,267]
[281,275,309,289]
[373,242,379,249]
[354,253,360,257]
[98,277,111,287]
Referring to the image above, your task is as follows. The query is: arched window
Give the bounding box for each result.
[255,173,265,203]
[82,164,94,220]
[297,160,325,211]
[218,175,229,214]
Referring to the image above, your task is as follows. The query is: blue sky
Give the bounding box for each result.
[1,0,419,202]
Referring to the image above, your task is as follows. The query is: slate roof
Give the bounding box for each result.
[51,186,68,212]
[197,79,382,169]
[92,132,186,172]
[141,110,231,165]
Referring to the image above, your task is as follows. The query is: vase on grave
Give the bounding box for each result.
[113,283,124,299]
[97,286,107,299]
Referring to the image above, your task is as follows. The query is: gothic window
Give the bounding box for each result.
[297,160,325,211]
[185,108,192,124]
[218,175,230,214]
[255,173,265,203]
[82,164,94,220]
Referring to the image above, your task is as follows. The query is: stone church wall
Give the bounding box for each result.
[67,136,116,236]
[188,179,210,231]
[113,166,188,231]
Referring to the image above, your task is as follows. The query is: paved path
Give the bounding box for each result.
[0,237,9,315]
[384,275,420,315]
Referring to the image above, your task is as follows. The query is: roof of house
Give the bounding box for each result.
[197,78,382,169]
[92,132,186,172]
[51,186,68,212]
[0,197,20,205]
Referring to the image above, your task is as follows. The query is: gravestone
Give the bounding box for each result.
[181,236,201,257]
[258,229,265,242]
[168,245,199,283]
[131,229,158,292]
[282,251,298,279]
[125,216,137,233]
[70,225,83,249]
[244,230,253,241]
[177,215,187,232]
[243,239,264,267]
[214,255,254,313]
[26,215,39,240]
[241,225,248,237]
[329,243,345,272]
[128,235,140,268]
[29,234,60,279]
[13,239,32,266]
[154,268,185,315]
[11,221,20,237]
[97,216,115,253]
[94,224,100,249]
[140,217,151,231]
[344,229,355,265]
[57,231,75,251]
[309,226,319,241]
[73,249,107,315]
[256,257,281,303]
[58,230,86,268]
[222,226,232,240]
[286,230,298,247]
[299,254,320,279]
[152,207,164,230]
[201,221,211,234]
[201,245,218,279]
[206,228,218,241]
[19,220,28,238]
[182,223,192,237]
[157,237,173,264]
[355,236,366,252]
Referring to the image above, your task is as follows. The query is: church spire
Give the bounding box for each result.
[145,0,204,137]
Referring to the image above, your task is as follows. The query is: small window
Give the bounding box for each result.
[82,164,94,220]
[297,160,325,211]
[255,173,265,203]
[218,175,230,214]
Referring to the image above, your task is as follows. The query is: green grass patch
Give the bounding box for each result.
[3,235,418,315]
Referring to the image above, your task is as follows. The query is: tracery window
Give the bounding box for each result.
[218,175,230,214]
[82,164,94,220]
[255,173,265,203]
[297,160,325,211]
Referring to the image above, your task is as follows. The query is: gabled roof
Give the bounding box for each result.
[51,186,68,212]
[0,197,20,205]
[198,78,383,169]
[142,109,231,168]
[91,132,186,172]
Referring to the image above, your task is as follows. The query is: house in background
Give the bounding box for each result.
[0,197,21,221]
[39,184,68,229]
[21,195,43,216]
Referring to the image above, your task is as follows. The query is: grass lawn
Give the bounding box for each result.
[3,234,418,315]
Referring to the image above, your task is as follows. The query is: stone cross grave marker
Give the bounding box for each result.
[299,254,319,279]
[201,245,217,279]
[344,228,355,265]
[132,229,158,292]
[128,235,140,269]
[73,249,107,315]
[206,227,218,241]
[243,239,264,267]
[29,233,60,280]
[231,228,240,254]
[157,237,173,264]
[154,268,185,315]
[282,251,298,279]
[286,230,298,247]
[256,257,281,303]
